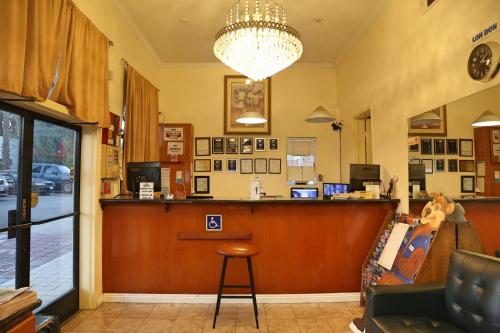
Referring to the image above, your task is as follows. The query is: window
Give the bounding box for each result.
[286,137,317,185]
[32,165,42,173]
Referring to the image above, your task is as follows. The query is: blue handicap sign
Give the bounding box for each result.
[206,215,222,231]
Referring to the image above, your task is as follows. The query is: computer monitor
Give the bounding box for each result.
[349,164,380,191]
[126,162,161,194]
[290,187,319,199]
[323,183,350,199]
[409,164,426,192]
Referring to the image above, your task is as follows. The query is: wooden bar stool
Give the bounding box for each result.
[213,243,259,329]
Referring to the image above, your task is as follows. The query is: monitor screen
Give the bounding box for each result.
[126,162,161,193]
[409,164,426,191]
[290,187,319,199]
[349,164,381,191]
[323,183,350,198]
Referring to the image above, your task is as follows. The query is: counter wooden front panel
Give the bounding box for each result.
[410,199,500,256]
[102,201,396,294]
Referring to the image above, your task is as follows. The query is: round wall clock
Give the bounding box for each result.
[467,41,500,82]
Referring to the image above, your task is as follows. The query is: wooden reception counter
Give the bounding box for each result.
[410,197,500,256]
[100,198,398,294]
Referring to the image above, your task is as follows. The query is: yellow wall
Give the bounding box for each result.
[159,64,339,198]
[71,0,161,309]
[336,0,500,211]
[409,83,500,196]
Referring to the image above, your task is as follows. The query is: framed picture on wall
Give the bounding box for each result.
[212,137,225,154]
[446,139,458,155]
[492,129,500,143]
[254,158,268,174]
[422,159,433,174]
[194,176,210,194]
[226,137,239,154]
[194,159,211,172]
[435,159,445,172]
[195,137,211,156]
[461,176,475,193]
[408,105,447,136]
[224,75,271,135]
[240,159,253,174]
[459,139,474,157]
[269,138,279,151]
[213,159,223,172]
[269,158,281,174]
[409,158,421,165]
[421,139,433,155]
[255,138,266,152]
[240,137,253,154]
[459,160,475,172]
[448,159,458,172]
[227,159,238,173]
[434,139,445,154]
[409,143,419,152]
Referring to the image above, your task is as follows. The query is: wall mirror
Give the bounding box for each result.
[407,83,500,199]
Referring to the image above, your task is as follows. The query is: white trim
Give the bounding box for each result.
[102,292,359,304]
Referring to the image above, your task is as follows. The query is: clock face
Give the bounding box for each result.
[468,43,495,81]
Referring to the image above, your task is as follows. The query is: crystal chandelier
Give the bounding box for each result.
[214,0,303,81]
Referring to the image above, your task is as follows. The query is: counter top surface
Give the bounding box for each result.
[410,196,500,203]
[100,197,400,205]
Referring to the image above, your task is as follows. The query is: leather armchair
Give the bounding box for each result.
[366,250,500,333]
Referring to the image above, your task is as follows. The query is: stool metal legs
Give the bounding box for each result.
[213,256,259,329]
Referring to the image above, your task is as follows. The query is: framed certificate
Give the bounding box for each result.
[254,158,267,174]
[240,137,253,154]
[227,159,238,173]
[446,139,458,155]
[194,159,211,172]
[194,176,210,194]
[240,158,253,174]
[448,159,458,172]
[195,137,211,156]
[226,137,239,154]
[459,160,475,172]
[269,158,281,174]
[212,137,225,154]
[459,139,473,157]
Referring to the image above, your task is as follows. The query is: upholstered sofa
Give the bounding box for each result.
[366,250,500,333]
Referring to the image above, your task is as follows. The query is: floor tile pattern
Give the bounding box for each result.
[62,302,363,333]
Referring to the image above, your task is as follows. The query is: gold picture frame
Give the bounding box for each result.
[408,105,447,136]
[224,75,271,135]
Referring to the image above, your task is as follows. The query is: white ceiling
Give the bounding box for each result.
[115,0,384,64]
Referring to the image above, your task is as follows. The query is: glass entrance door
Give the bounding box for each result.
[0,103,80,322]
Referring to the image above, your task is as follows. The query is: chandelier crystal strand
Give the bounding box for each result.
[214,0,303,81]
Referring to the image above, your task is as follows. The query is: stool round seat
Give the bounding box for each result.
[217,243,259,257]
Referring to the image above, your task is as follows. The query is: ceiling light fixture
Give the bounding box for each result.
[472,110,500,127]
[214,0,303,81]
[305,106,336,123]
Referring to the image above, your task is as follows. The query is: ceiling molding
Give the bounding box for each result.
[112,0,162,64]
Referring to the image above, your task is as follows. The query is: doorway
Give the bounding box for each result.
[0,102,80,321]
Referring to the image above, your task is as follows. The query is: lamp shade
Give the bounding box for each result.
[412,110,441,121]
[472,110,500,127]
[236,109,267,124]
[305,106,336,123]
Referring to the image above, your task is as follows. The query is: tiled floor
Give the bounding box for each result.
[62,302,363,333]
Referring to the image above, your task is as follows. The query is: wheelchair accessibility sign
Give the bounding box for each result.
[206,215,222,231]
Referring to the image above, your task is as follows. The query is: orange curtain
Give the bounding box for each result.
[123,66,160,168]
[50,3,110,127]
[0,0,71,101]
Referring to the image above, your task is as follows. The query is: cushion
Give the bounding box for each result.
[371,315,466,333]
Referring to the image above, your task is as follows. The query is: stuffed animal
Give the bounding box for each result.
[349,193,466,333]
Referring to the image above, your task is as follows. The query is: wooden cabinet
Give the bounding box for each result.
[158,124,193,197]
[474,126,500,196]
